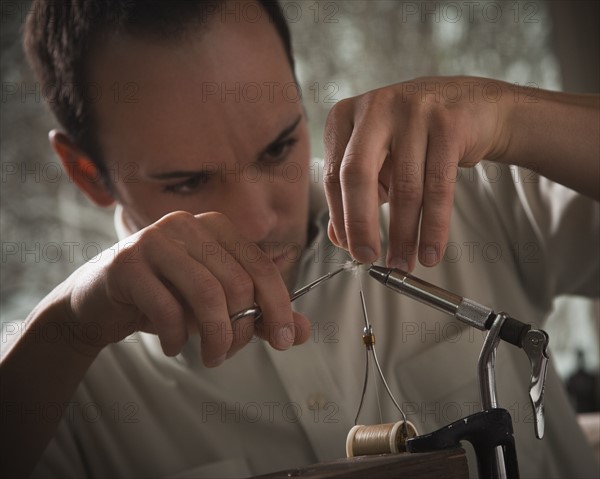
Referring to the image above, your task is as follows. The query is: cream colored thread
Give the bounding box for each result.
[346,421,418,457]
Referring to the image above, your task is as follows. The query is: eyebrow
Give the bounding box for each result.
[256,114,302,161]
[148,114,303,180]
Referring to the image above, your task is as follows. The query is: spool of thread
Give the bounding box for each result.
[346,421,418,457]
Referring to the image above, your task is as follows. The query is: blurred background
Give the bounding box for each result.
[1,0,598,416]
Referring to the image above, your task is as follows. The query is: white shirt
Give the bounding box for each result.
[34,163,600,478]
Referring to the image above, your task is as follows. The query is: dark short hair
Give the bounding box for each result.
[23,0,295,180]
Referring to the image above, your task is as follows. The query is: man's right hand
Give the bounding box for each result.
[65,210,310,367]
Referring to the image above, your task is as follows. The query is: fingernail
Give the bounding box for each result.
[421,246,438,266]
[205,353,226,368]
[353,246,376,263]
[274,324,295,350]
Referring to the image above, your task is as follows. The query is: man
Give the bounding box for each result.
[2,0,598,477]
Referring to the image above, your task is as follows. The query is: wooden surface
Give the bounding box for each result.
[251,449,468,479]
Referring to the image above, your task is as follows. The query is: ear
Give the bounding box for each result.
[49,130,115,207]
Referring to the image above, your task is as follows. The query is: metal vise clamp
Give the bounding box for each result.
[367,266,550,440]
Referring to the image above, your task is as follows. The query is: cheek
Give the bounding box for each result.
[277,154,310,214]
[276,184,307,227]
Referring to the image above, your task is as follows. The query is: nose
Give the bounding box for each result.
[223,181,277,244]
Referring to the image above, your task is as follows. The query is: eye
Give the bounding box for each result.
[163,174,210,195]
[263,138,298,164]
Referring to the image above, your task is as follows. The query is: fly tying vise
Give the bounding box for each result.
[367,265,550,479]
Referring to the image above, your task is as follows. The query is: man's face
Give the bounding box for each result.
[89,4,311,287]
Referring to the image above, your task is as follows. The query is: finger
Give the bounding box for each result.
[324,99,354,249]
[176,231,259,356]
[113,264,187,357]
[339,113,390,263]
[201,213,296,351]
[327,220,339,247]
[150,245,233,367]
[154,212,260,361]
[238,247,294,351]
[179,234,256,316]
[225,314,257,359]
[386,117,428,272]
[291,312,311,345]
[418,135,458,267]
[254,311,310,346]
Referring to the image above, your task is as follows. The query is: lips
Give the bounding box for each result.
[258,235,305,272]
[258,241,297,268]
[272,250,303,272]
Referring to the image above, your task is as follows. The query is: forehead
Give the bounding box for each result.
[88,5,299,168]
